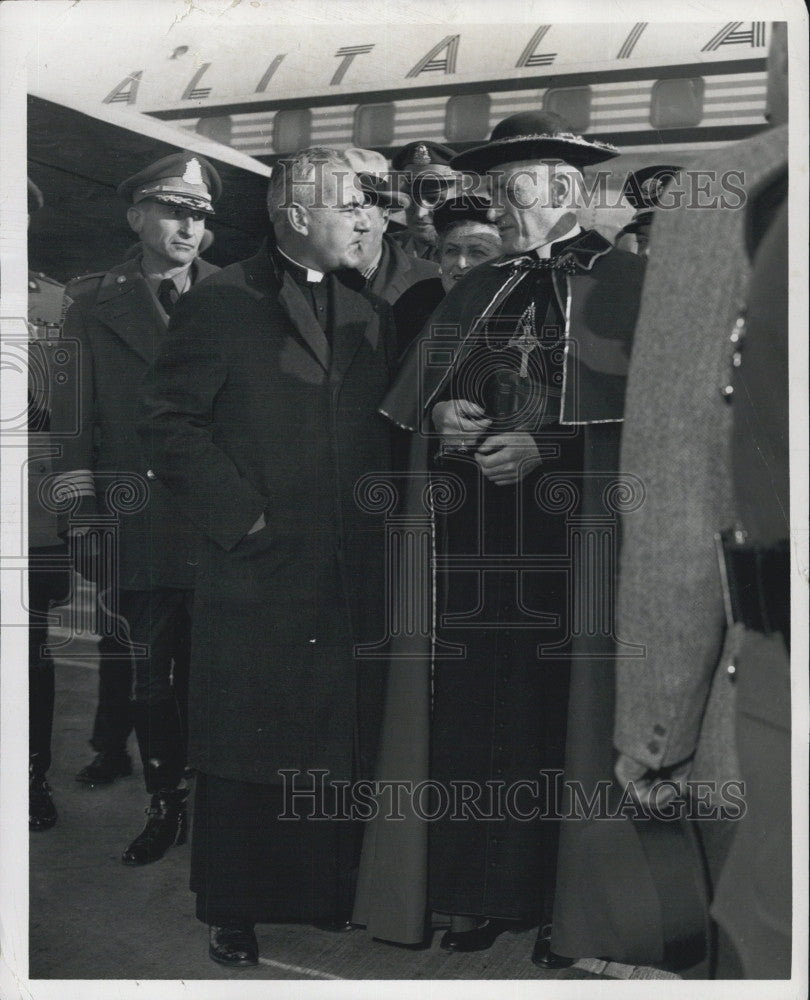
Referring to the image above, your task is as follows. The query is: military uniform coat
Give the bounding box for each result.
[137,242,396,785]
[52,254,219,589]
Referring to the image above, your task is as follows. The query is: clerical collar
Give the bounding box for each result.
[277,246,325,284]
[533,224,582,260]
[141,262,194,297]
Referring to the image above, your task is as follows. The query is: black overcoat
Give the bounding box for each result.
[138,243,396,786]
[53,255,219,589]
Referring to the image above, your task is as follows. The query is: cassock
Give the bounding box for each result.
[353,229,644,942]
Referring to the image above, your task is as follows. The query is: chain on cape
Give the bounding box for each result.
[499,253,579,275]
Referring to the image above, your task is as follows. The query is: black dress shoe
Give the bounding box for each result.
[532,933,575,969]
[440,919,508,953]
[209,924,259,967]
[75,750,133,785]
[29,771,57,831]
[121,788,188,866]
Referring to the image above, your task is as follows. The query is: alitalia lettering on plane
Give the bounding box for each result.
[100,21,767,108]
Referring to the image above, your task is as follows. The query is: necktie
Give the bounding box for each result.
[157,278,180,316]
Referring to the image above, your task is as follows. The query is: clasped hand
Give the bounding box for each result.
[431,399,541,485]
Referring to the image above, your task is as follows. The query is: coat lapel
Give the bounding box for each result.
[372,240,413,304]
[277,273,332,373]
[93,258,163,364]
[329,272,378,385]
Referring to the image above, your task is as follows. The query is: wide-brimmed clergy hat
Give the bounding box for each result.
[117,151,222,215]
[432,193,495,236]
[451,111,619,172]
[343,147,409,209]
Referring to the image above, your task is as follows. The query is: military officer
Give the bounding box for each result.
[27,178,71,831]
[50,152,221,864]
[389,140,461,261]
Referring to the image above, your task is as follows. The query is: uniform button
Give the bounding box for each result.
[653,724,666,736]
[146,469,156,480]
[116,275,126,284]
[647,740,661,755]
[727,660,737,680]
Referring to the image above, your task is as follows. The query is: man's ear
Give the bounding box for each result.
[126,205,144,235]
[287,203,309,235]
[550,172,573,209]
[381,207,391,232]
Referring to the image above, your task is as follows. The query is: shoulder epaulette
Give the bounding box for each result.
[67,271,105,288]
[32,271,65,289]
[65,272,106,299]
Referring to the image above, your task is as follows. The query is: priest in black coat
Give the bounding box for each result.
[138,148,396,967]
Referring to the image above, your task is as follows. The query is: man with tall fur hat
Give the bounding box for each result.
[50,151,221,864]
[352,111,645,951]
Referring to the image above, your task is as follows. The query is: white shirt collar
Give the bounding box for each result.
[141,264,192,296]
[277,246,325,283]
[533,223,582,259]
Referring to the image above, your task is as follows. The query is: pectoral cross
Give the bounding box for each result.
[507,302,539,379]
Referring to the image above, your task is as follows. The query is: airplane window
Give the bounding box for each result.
[650,78,705,129]
[544,87,592,132]
[353,103,395,147]
[195,116,233,146]
[274,109,313,154]
[445,94,491,142]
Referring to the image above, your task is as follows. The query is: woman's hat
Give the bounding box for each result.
[433,194,495,236]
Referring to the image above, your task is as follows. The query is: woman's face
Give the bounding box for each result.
[438,220,502,292]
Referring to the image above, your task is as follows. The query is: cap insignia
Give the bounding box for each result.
[412,144,431,166]
[182,157,205,186]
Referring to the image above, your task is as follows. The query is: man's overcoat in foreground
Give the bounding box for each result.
[138,240,396,786]
[608,126,790,972]
[548,126,790,969]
